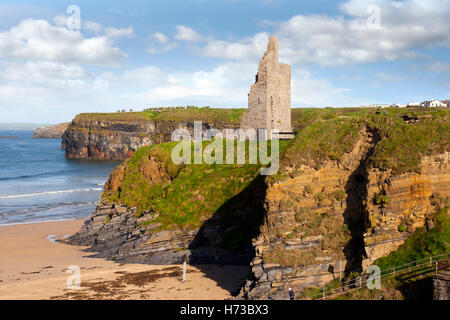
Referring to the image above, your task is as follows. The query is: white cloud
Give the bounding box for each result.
[0,62,110,123]
[127,62,254,103]
[105,26,134,39]
[201,32,269,62]
[4,0,449,122]
[0,61,91,88]
[83,20,134,39]
[147,32,179,54]
[375,72,405,82]
[152,32,169,43]
[174,25,204,42]
[182,0,450,66]
[275,0,450,66]
[53,14,69,27]
[429,61,450,72]
[55,16,135,40]
[0,18,129,67]
[121,66,165,86]
[0,58,352,122]
[291,69,351,107]
[112,62,350,108]
[0,17,130,122]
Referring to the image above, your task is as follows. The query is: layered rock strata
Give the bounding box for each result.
[241,135,449,299]
[32,122,69,139]
[62,118,237,160]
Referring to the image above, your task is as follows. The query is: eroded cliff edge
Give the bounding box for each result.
[66,108,449,299]
[62,108,243,160]
[242,143,449,299]
[33,122,69,139]
[67,142,268,268]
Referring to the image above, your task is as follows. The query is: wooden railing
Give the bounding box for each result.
[435,258,450,274]
[296,253,450,300]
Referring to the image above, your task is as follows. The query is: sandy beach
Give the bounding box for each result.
[0,219,248,300]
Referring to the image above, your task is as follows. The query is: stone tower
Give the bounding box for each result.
[240,36,292,139]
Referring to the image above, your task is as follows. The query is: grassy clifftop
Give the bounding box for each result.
[279,107,449,177]
[104,139,290,231]
[73,106,246,125]
[102,107,449,231]
[74,105,369,125]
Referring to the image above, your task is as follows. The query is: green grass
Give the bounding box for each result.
[300,206,449,300]
[277,116,364,173]
[104,138,291,230]
[374,207,449,271]
[73,106,246,124]
[275,107,449,179]
[334,206,449,300]
[367,109,450,174]
[89,106,448,230]
[73,107,449,177]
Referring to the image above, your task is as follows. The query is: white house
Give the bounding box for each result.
[421,100,447,107]
[392,103,407,108]
[407,102,422,107]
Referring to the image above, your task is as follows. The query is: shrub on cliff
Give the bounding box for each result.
[375,207,449,271]
[276,108,449,181]
[368,109,449,174]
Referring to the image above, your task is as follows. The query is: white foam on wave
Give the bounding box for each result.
[0,188,103,199]
[46,235,57,242]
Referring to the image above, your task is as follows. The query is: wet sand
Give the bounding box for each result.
[0,219,248,299]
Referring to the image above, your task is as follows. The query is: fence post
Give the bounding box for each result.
[323,287,326,300]
[429,257,432,267]
[393,267,395,276]
[339,259,342,282]
[435,262,438,275]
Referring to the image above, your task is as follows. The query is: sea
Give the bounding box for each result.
[0,130,120,225]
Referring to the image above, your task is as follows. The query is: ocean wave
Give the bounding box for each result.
[0,188,103,199]
[0,169,72,181]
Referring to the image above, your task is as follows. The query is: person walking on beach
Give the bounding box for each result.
[182,256,187,283]
[289,287,295,300]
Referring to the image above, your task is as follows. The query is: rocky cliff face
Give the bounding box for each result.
[67,158,197,264]
[363,152,450,266]
[62,117,237,160]
[68,199,259,266]
[68,200,197,264]
[32,122,69,139]
[66,108,449,300]
[67,155,266,266]
[241,136,449,299]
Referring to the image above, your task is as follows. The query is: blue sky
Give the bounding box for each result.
[0,0,449,123]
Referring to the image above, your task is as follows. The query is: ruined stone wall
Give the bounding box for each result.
[433,276,450,300]
[241,36,292,137]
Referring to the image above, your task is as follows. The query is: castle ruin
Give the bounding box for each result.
[240,36,293,139]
